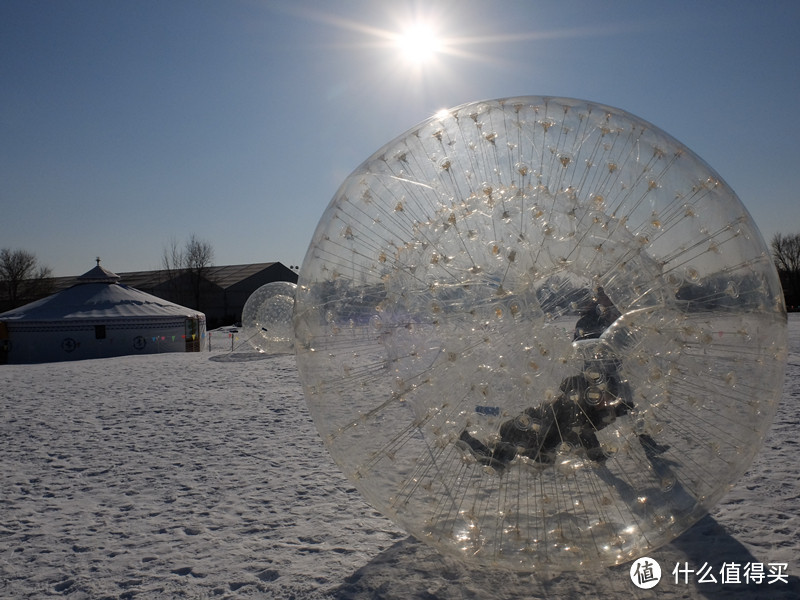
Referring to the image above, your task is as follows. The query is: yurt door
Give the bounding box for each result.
[185,318,199,352]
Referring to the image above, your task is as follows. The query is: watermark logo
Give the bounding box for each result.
[630,556,662,589]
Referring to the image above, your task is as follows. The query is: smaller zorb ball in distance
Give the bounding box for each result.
[293,96,787,572]
[240,281,296,354]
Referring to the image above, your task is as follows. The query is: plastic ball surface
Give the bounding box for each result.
[293,96,787,572]
[240,281,296,354]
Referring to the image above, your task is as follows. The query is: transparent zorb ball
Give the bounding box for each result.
[240,281,296,354]
[293,97,787,572]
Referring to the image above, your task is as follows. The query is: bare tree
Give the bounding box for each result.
[161,237,187,305]
[0,248,53,310]
[185,234,214,271]
[771,233,800,273]
[161,235,215,310]
[771,232,800,308]
[185,234,214,309]
[162,237,183,273]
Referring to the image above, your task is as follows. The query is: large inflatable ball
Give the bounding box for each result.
[293,96,787,572]
[240,281,296,354]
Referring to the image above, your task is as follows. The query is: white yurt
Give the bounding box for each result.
[0,260,206,364]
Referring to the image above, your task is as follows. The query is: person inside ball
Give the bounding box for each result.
[457,286,669,472]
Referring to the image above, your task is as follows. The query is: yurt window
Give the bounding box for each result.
[95,325,106,339]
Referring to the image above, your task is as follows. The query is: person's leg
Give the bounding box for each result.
[456,430,511,472]
[579,429,607,463]
[458,430,492,455]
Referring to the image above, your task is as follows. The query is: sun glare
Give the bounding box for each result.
[396,23,442,64]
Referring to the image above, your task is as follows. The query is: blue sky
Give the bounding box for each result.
[2,0,798,277]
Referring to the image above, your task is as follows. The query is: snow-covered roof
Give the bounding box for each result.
[0,262,203,322]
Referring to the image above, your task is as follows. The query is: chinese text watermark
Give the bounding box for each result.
[629,558,790,588]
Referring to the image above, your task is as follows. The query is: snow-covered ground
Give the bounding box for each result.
[1,315,798,599]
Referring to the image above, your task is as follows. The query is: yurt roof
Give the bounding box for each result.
[76,262,121,283]
[0,261,203,322]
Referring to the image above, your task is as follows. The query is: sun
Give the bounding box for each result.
[395,23,442,65]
